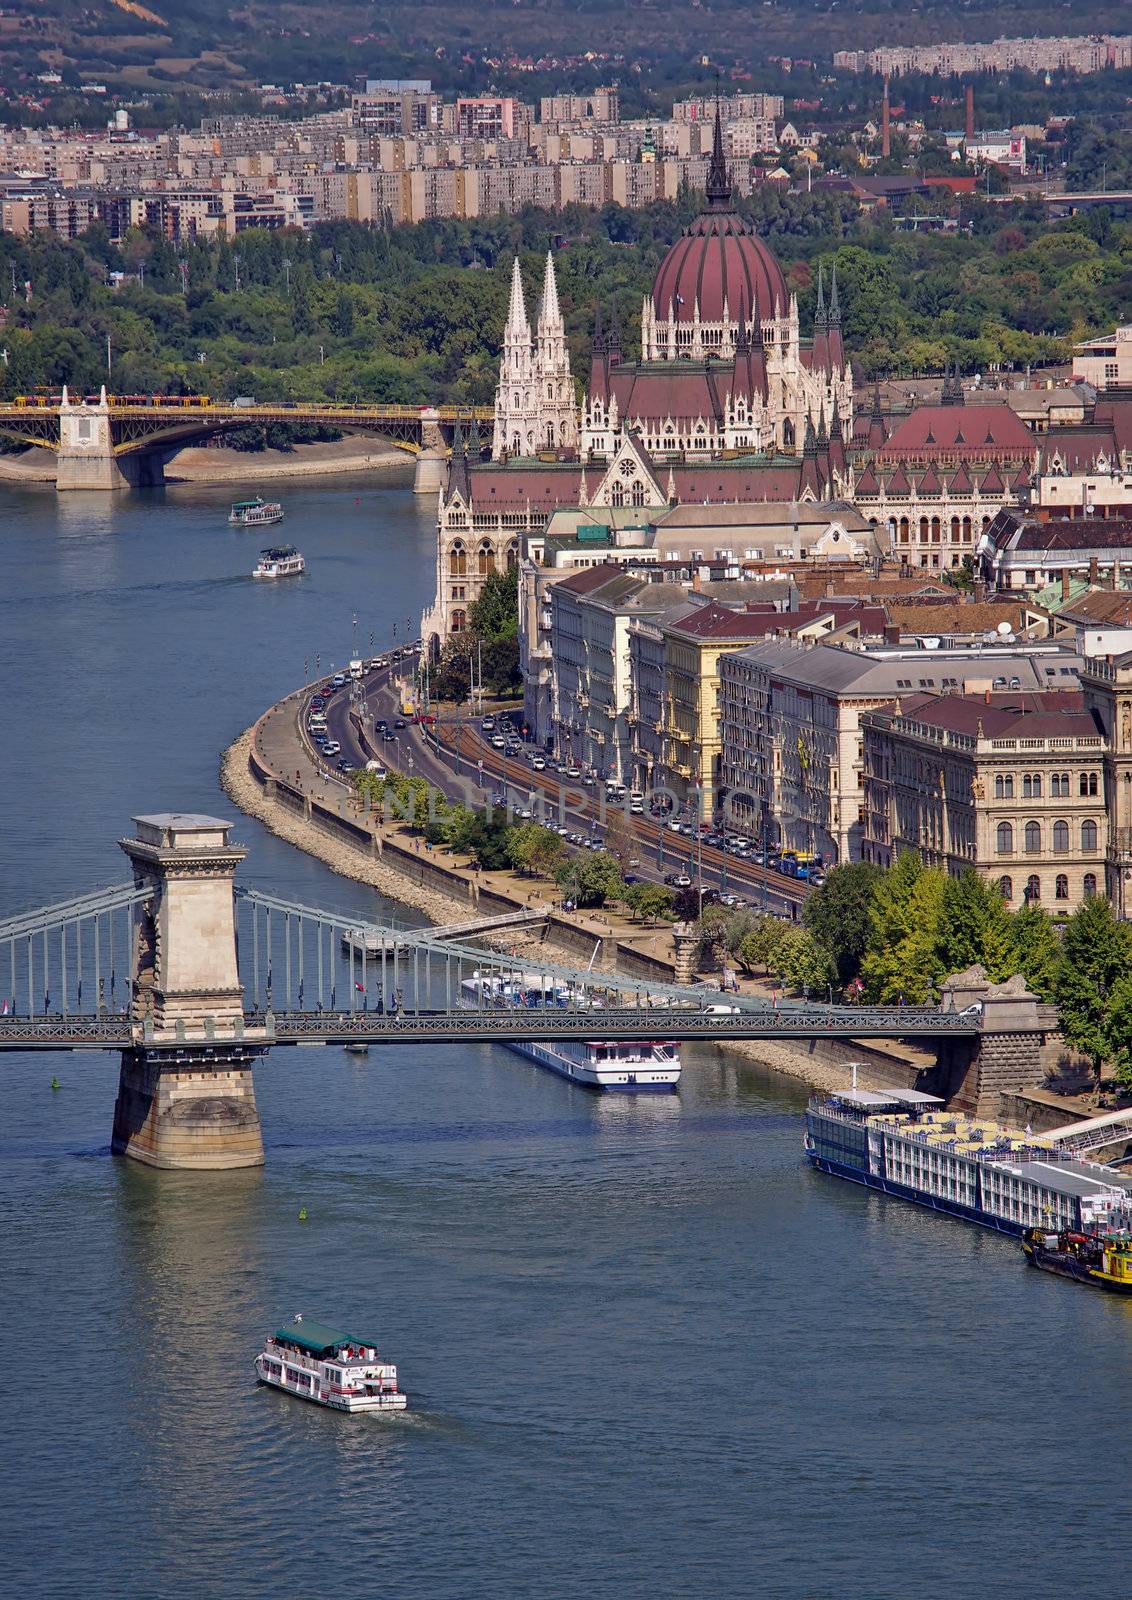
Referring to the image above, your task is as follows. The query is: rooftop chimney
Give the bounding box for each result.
[965,83,975,143]
[1061,569,1070,601]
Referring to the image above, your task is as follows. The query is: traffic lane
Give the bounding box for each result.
[447,723,809,909]
[434,726,801,913]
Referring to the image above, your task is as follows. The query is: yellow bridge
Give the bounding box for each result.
[0,389,494,491]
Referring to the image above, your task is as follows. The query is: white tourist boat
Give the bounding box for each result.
[461,973,681,1092]
[255,1317,407,1412]
[253,545,306,579]
[230,496,284,527]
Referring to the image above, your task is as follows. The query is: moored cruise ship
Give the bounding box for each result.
[805,1088,1132,1236]
[255,1317,407,1412]
[461,974,681,1092]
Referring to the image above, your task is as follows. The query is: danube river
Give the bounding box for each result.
[1,476,1128,1599]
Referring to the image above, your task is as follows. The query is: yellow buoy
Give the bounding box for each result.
[298,1206,308,1222]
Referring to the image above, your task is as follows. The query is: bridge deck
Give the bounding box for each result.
[0,1006,979,1052]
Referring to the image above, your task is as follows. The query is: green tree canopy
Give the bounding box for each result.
[802,862,882,985]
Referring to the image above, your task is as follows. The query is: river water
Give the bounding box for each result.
[1,475,1128,1599]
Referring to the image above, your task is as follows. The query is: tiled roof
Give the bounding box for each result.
[880,403,1034,456]
[880,688,1097,741]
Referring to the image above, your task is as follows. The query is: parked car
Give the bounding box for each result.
[664,872,693,888]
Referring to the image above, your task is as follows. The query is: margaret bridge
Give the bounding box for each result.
[0,812,984,1171]
[0,388,494,492]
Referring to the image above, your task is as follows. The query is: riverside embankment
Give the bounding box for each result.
[222,680,940,1099]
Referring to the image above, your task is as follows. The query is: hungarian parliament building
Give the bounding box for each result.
[421,113,1119,654]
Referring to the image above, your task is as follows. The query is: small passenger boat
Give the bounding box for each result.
[255,1317,407,1411]
[230,496,284,527]
[1022,1226,1132,1293]
[253,545,306,579]
[343,1042,370,1056]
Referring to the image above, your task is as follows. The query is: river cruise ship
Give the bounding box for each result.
[230,496,284,527]
[1023,1226,1132,1293]
[255,1318,407,1412]
[461,974,681,1092]
[253,545,306,579]
[804,1088,1132,1236]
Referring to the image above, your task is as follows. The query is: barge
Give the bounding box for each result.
[1023,1226,1132,1293]
[804,1088,1132,1236]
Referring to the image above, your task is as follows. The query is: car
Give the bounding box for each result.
[516,807,533,820]
[586,837,602,850]
[414,712,437,725]
[336,758,355,773]
[505,741,522,755]
[374,718,388,731]
[394,718,406,729]
[531,756,546,770]
[330,673,347,688]
[664,872,693,888]
[310,695,325,709]
[565,765,582,779]
[491,734,506,749]
[623,873,642,886]
[381,730,397,742]
[321,740,341,756]
[481,716,495,731]
[582,774,596,787]
[376,656,390,668]
[365,657,382,670]
[555,824,570,836]
[630,800,644,815]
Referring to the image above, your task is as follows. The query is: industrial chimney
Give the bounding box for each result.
[882,76,891,159]
[965,83,975,143]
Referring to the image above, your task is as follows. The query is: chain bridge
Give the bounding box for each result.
[0,388,493,492]
[0,813,981,1171]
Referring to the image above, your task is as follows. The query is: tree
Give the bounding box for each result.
[936,868,1015,983]
[1009,904,1062,1002]
[737,915,790,975]
[802,862,881,985]
[506,822,564,878]
[1055,897,1132,1078]
[468,566,519,642]
[623,883,674,927]
[554,850,625,908]
[860,851,947,1003]
[780,929,837,994]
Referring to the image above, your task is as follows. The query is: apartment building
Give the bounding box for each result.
[861,690,1107,911]
[717,640,1084,864]
[1074,327,1132,392]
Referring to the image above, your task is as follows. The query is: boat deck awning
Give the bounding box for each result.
[274,1320,377,1356]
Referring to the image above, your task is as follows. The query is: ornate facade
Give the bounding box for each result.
[492,252,578,459]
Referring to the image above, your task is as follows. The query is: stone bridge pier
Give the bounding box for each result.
[111,814,267,1169]
[929,966,1061,1118]
[55,387,167,491]
[413,406,448,495]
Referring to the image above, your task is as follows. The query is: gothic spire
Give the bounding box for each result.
[468,412,481,455]
[505,256,529,340]
[816,402,828,446]
[591,303,606,358]
[608,298,622,365]
[828,261,841,325]
[451,416,464,454]
[540,249,561,328]
[814,262,827,329]
[706,94,731,208]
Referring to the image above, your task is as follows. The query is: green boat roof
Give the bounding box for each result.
[232,499,264,508]
[274,1320,376,1356]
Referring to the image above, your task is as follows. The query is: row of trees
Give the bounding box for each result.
[0,185,1128,408]
[799,854,1132,1083]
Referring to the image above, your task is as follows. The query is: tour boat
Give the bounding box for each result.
[1022,1226,1132,1293]
[255,1318,407,1412]
[253,545,306,579]
[805,1088,1132,1236]
[461,973,681,1092]
[230,496,284,527]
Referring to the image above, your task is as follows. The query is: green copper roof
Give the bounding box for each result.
[274,1320,374,1356]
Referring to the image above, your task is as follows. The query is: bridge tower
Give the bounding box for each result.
[112,813,267,1169]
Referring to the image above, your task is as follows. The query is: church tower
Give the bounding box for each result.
[493,258,535,459]
[493,254,577,459]
[535,251,578,452]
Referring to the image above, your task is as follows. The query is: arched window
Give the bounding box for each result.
[1024,820,1040,854]
[919,516,929,539]
[610,481,625,507]
[996,821,1013,854]
[1084,872,1098,898]
[451,608,466,634]
[477,542,495,575]
[546,424,554,448]
[1026,874,1041,902]
[930,516,941,542]
[1055,874,1069,900]
[505,541,518,569]
[1080,771,1098,796]
[1053,819,1069,852]
[449,540,467,577]
[631,481,646,507]
[999,875,1013,901]
[961,515,972,538]
[1023,773,1042,798]
[951,515,961,539]
[783,419,795,448]
[1082,819,1098,852]
[547,384,553,401]
[899,517,910,541]
[995,774,1014,799]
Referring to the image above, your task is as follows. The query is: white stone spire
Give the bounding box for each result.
[540,250,562,330]
[505,256,529,341]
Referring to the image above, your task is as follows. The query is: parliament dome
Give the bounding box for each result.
[650,210,788,326]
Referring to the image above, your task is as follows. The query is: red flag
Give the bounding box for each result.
[354,981,365,992]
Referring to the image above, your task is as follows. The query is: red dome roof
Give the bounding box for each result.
[651,211,788,326]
